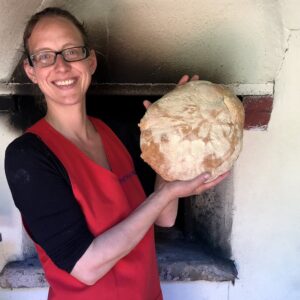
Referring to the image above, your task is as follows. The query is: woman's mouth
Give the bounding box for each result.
[53,78,76,88]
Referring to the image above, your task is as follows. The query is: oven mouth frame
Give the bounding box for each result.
[0,82,274,287]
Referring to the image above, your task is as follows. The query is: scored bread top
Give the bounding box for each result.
[139,80,245,181]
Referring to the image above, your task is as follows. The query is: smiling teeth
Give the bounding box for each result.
[55,79,75,86]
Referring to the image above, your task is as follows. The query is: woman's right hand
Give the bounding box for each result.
[159,171,230,201]
[154,171,229,227]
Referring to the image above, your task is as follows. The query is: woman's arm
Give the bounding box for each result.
[71,171,229,285]
[4,134,95,273]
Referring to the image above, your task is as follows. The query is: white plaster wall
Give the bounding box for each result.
[0,287,48,300]
[0,115,23,271]
[162,281,229,300]
[229,29,300,300]
[280,0,300,29]
[0,0,43,82]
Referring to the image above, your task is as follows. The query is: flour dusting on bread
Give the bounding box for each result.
[139,81,245,181]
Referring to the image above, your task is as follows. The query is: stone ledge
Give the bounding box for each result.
[156,239,237,282]
[0,240,237,288]
[0,257,47,288]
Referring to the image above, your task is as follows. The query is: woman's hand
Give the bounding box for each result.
[161,171,230,199]
[177,74,199,85]
[154,171,229,227]
[143,74,200,109]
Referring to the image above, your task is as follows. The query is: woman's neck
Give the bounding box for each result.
[45,104,94,142]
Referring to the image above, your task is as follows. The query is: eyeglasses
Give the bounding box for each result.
[28,46,90,68]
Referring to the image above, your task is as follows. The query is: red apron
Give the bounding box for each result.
[27,117,162,300]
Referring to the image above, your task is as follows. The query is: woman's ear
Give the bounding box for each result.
[23,59,38,83]
[88,49,97,75]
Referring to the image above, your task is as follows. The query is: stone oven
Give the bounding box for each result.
[0,78,273,287]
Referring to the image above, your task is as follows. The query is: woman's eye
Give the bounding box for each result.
[37,53,52,62]
[65,49,79,57]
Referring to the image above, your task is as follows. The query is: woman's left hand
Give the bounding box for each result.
[143,74,200,109]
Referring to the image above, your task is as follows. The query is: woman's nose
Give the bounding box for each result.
[54,54,71,70]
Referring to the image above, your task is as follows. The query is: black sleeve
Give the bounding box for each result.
[4,133,94,273]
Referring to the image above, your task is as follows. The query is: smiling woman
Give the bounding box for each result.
[23,14,97,109]
[4,6,229,300]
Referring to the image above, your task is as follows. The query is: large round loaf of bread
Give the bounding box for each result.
[139,80,245,181]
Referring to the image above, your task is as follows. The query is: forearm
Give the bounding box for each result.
[153,174,179,227]
[71,189,172,285]
[71,171,228,285]
[155,198,178,227]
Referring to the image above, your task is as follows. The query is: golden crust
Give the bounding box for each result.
[139,80,245,181]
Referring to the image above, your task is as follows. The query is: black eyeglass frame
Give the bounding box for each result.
[27,46,90,67]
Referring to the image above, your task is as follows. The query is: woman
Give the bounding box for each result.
[5,7,228,300]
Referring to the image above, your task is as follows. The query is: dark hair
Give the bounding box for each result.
[23,7,90,55]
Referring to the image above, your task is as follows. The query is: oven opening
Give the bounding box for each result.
[3,91,237,285]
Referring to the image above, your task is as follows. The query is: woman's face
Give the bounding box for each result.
[24,16,97,107]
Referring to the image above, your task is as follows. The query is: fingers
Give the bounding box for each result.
[143,100,152,110]
[194,171,230,194]
[187,172,212,193]
[168,172,211,198]
[177,171,230,197]
[178,74,199,85]
[178,75,190,85]
[162,171,230,201]
[191,74,199,81]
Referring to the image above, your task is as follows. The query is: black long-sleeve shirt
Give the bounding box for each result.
[5,133,94,272]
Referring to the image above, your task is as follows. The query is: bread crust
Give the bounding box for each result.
[139,81,245,181]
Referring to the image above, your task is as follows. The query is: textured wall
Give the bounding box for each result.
[0,0,284,84]
[0,0,43,82]
[229,29,300,300]
[0,115,23,272]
